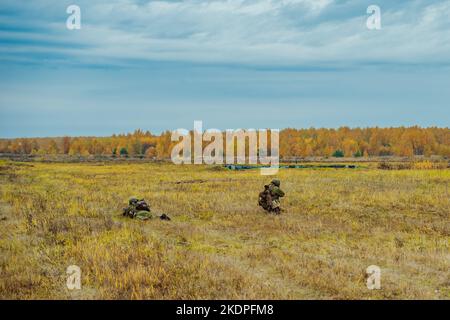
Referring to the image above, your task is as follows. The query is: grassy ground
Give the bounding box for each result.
[0,160,449,299]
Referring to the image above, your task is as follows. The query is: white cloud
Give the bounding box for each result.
[1,0,450,67]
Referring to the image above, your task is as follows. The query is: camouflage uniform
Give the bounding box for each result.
[268,180,285,214]
[123,197,154,220]
[122,197,170,221]
[134,210,155,220]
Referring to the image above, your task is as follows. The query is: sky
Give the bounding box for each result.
[0,0,449,138]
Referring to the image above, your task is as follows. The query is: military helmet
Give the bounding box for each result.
[128,197,139,205]
[271,179,281,187]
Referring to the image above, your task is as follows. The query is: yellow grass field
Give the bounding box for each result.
[0,160,449,299]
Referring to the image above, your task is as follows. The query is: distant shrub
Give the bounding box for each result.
[378,162,412,170]
[378,162,391,170]
[413,160,448,170]
[332,150,345,158]
[119,147,128,157]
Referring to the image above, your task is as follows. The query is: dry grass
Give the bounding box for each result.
[0,160,449,299]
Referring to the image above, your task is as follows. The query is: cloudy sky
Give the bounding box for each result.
[1,0,449,137]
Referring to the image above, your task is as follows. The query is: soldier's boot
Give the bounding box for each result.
[160,213,171,221]
[273,207,281,215]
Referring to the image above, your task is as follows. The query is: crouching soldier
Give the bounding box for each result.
[258,180,285,214]
[268,179,285,214]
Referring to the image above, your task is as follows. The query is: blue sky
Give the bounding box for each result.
[1,0,449,138]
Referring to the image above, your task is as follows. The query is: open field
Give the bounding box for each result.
[0,160,449,299]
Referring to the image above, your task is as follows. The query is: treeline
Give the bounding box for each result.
[1,127,449,159]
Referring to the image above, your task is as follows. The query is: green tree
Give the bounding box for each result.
[332,150,345,158]
[354,150,363,157]
[120,147,128,157]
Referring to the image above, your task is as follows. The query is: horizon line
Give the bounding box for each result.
[1,125,449,140]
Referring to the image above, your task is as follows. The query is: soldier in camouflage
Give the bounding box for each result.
[258,179,285,214]
[123,197,154,220]
[268,179,285,214]
[122,197,171,221]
